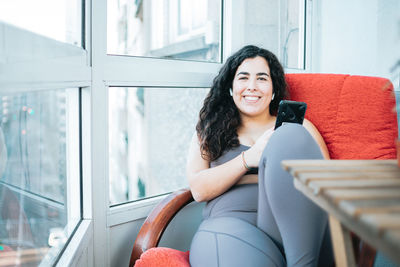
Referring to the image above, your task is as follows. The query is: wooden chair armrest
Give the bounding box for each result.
[129,188,194,267]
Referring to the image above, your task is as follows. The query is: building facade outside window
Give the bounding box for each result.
[280,0,306,69]
[107,0,222,62]
[108,87,208,205]
[0,88,81,265]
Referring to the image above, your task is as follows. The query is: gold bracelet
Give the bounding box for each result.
[241,151,251,170]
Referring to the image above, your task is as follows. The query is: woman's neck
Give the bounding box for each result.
[237,114,276,145]
[240,113,275,130]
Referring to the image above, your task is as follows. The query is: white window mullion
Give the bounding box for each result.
[66,88,81,229]
[0,62,91,93]
[0,23,90,92]
[297,0,306,69]
[91,0,109,265]
[104,55,220,87]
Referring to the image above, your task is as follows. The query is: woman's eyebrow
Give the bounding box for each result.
[236,72,270,76]
[236,71,249,76]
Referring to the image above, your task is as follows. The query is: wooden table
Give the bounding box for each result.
[281,159,400,267]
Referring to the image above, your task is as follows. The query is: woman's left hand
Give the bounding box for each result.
[243,128,274,167]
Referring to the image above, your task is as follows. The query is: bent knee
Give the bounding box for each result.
[263,123,322,160]
[189,217,285,267]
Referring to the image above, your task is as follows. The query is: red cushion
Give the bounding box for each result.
[285,73,398,159]
[134,247,190,267]
[333,75,397,159]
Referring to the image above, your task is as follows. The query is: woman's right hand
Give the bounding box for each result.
[243,128,274,167]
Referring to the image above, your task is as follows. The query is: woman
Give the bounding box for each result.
[187,45,333,266]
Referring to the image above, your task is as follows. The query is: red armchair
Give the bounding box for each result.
[129,74,398,267]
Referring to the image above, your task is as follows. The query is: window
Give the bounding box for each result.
[107,0,222,62]
[108,87,209,205]
[177,0,207,35]
[280,0,306,69]
[106,1,223,206]
[0,0,82,46]
[0,0,86,261]
[0,88,81,265]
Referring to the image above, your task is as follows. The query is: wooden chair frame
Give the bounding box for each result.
[129,188,194,267]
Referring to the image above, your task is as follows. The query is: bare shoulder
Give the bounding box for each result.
[302,119,330,159]
[186,132,210,175]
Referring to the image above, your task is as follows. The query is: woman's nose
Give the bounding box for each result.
[247,78,257,90]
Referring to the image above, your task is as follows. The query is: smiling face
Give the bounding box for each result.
[232,56,274,120]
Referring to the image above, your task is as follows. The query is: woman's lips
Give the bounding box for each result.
[243,95,261,102]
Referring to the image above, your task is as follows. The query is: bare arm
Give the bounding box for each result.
[186,128,275,202]
[186,133,249,202]
[187,121,328,202]
[303,119,330,159]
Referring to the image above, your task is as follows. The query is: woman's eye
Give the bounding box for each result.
[238,77,248,80]
[258,77,267,81]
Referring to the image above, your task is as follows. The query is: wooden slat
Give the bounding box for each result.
[324,188,400,204]
[308,179,400,194]
[282,159,397,169]
[291,165,400,177]
[339,199,400,217]
[360,213,400,232]
[297,171,400,184]
[282,160,400,178]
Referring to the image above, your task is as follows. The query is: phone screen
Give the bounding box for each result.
[274,100,307,130]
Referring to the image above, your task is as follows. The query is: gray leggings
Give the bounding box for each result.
[189,124,333,267]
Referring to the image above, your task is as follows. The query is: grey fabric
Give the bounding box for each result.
[189,124,333,267]
[203,183,258,225]
[257,124,332,266]
[210,144,248,168]
[190,217,286,267]
[210,144,258,175]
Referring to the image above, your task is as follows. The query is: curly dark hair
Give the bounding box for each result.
[196,45,287,161]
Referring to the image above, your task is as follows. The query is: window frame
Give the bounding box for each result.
[87,0,226,265]
[283,0,313,73]
[0,7,89,267]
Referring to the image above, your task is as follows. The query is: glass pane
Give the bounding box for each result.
[0,0,82,46]
[109,87,208,205]
[107,0,222,63]
[0,89,81,265]
[1,22,86,67]
[281,0,306,69]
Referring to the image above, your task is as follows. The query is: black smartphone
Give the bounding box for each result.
[274,100,307,130]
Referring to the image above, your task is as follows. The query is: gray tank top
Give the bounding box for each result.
[203,144,259,225]
[210,144,258,175]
